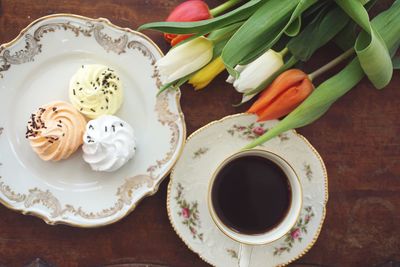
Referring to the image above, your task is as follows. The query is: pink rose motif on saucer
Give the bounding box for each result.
[182,207,190,219]
[252,126,265,136]
[291,228,301,239]
[227,123,266,140]
[274,206,315,256]
[175,183,203,241]
[227,122,290,142]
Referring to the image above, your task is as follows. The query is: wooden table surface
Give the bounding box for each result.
[0,1,399,266]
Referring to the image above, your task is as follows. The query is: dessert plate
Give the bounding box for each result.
[0,14,185,227]
[168,114,328,266]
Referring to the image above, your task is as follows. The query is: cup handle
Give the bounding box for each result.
[238,244,253,267]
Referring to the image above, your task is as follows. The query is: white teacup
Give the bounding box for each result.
[207,149,302,267]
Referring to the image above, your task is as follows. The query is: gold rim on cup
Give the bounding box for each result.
[207,148,303,246]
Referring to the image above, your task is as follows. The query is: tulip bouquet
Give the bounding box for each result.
[139,0,400,148]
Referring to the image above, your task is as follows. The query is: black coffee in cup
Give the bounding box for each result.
[211,155,291,235]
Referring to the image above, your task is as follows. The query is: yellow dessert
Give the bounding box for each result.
[25,101,87,161]
[69,64,123,119]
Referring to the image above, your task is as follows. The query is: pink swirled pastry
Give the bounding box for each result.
[25,101,87,161]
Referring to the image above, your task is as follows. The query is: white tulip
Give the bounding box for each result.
[228,49,284,93]
[157,37,213,84]
[226,65,246,84]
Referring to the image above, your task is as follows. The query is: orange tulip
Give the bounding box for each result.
[247,69,314,121]
[164,0,212,46]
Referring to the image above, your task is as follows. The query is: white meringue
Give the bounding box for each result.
[82,115,136,172]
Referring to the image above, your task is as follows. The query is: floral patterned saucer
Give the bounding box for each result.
[168,113,328,267]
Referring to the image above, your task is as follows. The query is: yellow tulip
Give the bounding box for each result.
[188,57,225,90]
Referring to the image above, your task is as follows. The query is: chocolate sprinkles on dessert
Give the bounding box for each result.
[25,108,46,138]
[69,65,122,119]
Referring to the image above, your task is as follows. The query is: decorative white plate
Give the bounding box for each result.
[0,14,185,227]
[168,114,328,267]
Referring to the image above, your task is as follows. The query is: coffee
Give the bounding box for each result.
[211,155,291,235]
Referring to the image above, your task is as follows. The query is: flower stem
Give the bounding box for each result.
[308,48,355,81]
[278,47,289,58]
[210,0,243,17]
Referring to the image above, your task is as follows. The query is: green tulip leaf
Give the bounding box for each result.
[366,0,400,56]
[138,0,263,35]
[244,3,353,98]
[285,17,302,37]
[174,21,242,48]
[157,74,191,96]
[222,0,317,77]
[336,0,393,89]
[157,81,176,96]
[394,57,400,70]
[245,0,400,149]
[237,22,285,66]
[212,38,229,59]
[301,0,331,18]
[288,6,349,61]
[334,0,377,51]
[334,22,358,51]
[207,22,243,43]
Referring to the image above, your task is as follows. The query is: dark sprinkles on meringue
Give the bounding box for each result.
[82,115,136,172]
[69,64,123,119]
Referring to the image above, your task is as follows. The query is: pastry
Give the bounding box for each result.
[25,101,86,161]
[82,115,136,172]
[69,64,123,119]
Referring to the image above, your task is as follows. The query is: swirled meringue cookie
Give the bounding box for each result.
[82,115,136,172]
[25,101,87,161]
[69,64,123,119]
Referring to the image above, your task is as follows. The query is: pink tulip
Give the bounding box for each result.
[164,0,212,45]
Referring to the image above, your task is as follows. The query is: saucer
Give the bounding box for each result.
[167,113,328,266]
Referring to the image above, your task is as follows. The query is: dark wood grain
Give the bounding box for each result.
[0,1,399,266]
